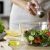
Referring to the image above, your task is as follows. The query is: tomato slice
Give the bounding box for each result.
[34,37,41,43]
[46,32,50,36]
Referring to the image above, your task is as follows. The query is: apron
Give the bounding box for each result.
[9,4,42,32]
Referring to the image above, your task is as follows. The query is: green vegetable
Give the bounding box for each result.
[0,20,4,33]
[31,32,35,36]
[30,30,36,36]
[24,31,30,37]
[8,40,20,46]
[8,40,17,46]
[29,36,34,41]
[24,29,50,46]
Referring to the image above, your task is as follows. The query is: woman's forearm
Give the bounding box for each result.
[11,0,27,9]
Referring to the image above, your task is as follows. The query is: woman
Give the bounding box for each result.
[9,0,40,33]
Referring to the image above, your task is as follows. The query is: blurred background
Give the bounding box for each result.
[0,0,11,29]
[0,0,50,29]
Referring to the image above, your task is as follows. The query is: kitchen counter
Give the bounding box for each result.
[0,40,50,50]
[12,45,50,50]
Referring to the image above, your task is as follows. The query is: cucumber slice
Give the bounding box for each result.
[29,36,34,41]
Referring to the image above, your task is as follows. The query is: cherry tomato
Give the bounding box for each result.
[34,37,41,43]
[46,32,50,36]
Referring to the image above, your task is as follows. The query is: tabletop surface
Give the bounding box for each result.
[0,40,50,50]
[12,44,50,50]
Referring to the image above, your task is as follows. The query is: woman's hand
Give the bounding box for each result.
[27,2,37,16]
[11,0,37,16]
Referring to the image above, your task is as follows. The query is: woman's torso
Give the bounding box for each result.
[10,4,41,23]
[9,4,45,31]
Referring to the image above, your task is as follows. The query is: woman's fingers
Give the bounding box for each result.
[30,4,37,13]
[26,2,31,10]
[29,8,36,15]
[26,2,37,15]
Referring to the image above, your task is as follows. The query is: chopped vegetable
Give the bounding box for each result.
[29,36,34,41]
[24,29,50,46]
[8,40,20,46]
[0,20,4,33]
